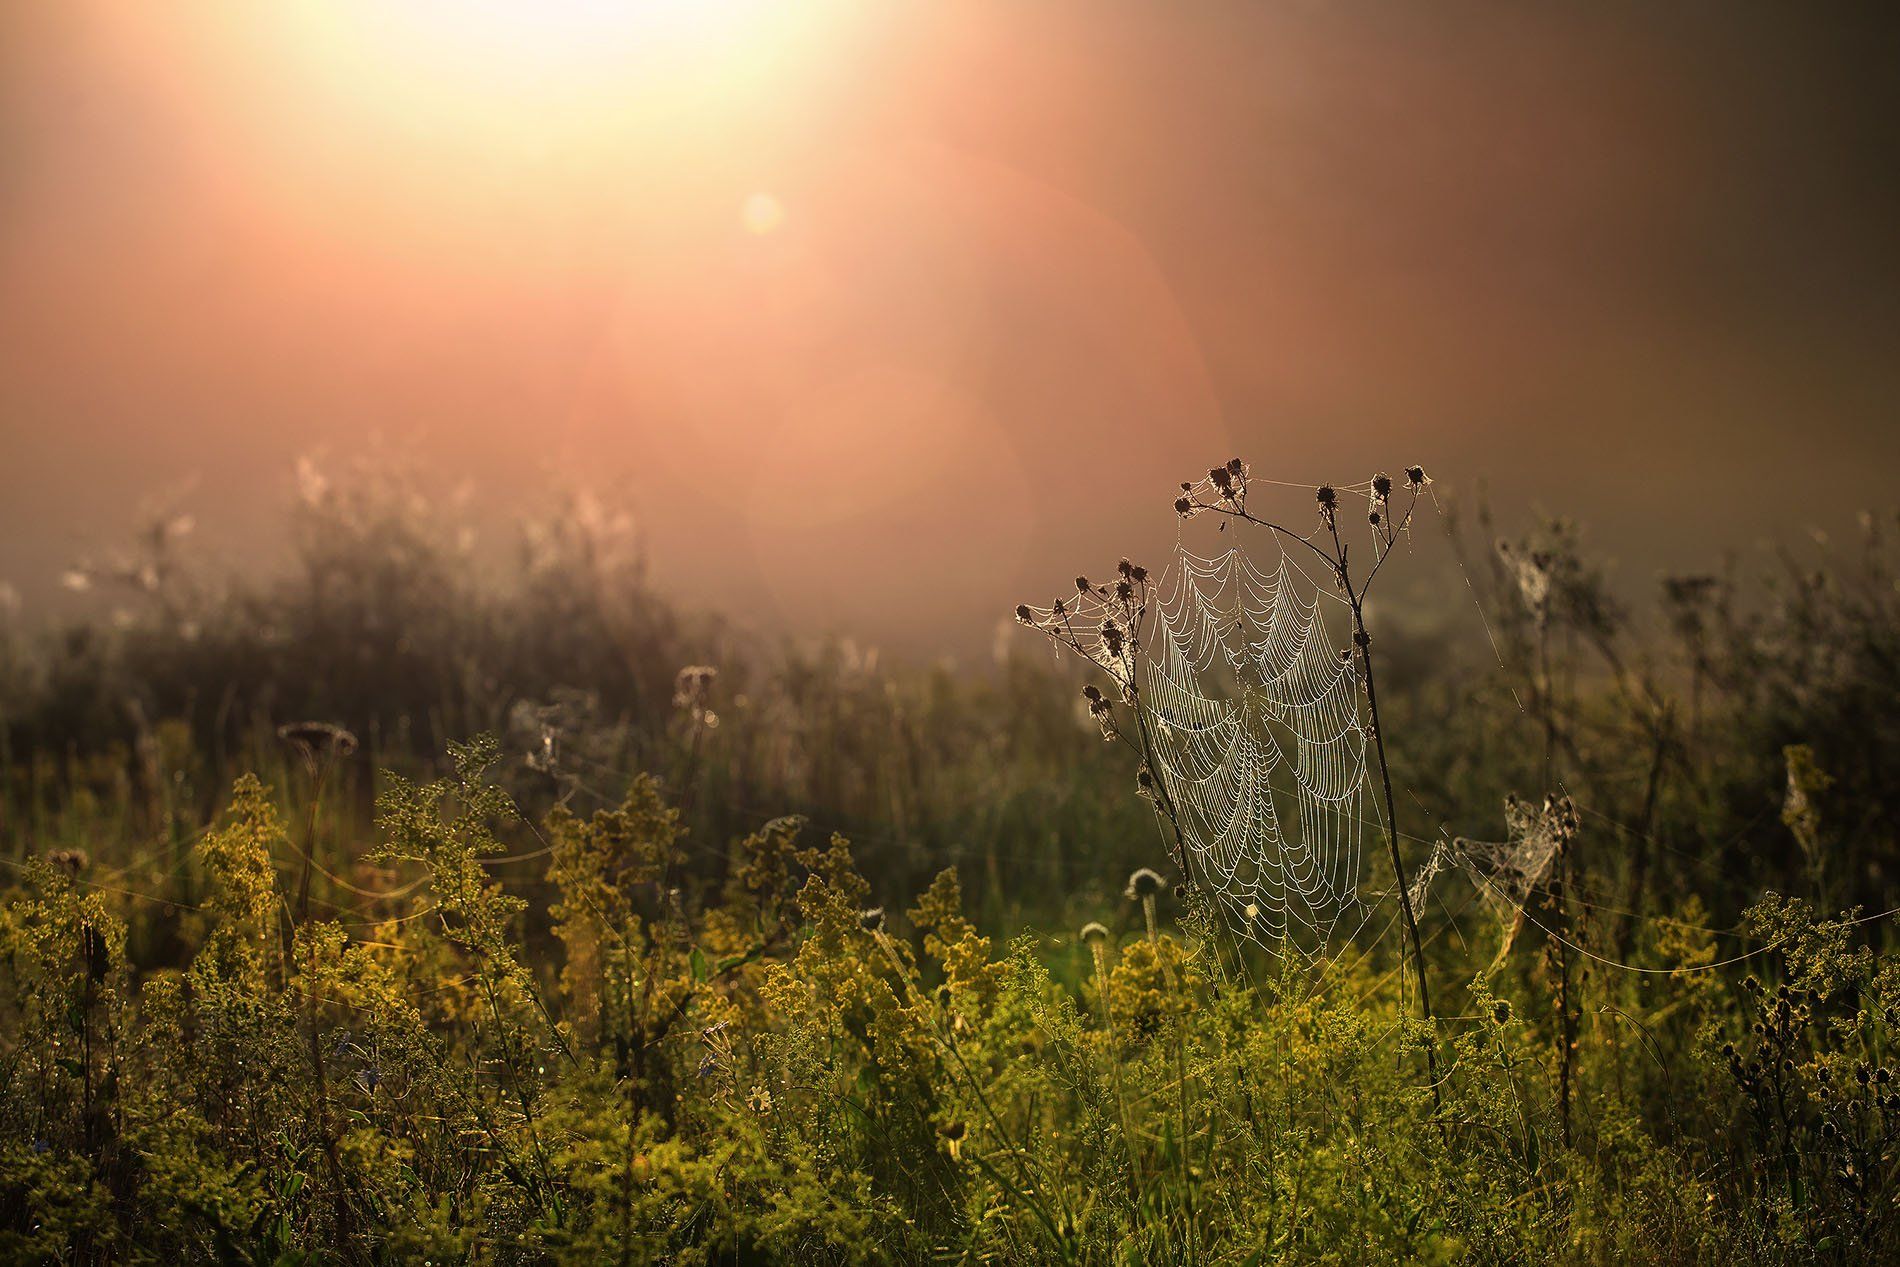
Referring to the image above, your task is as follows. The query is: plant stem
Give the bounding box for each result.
[1348,595,1442,1112]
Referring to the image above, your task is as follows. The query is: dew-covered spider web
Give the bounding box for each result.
[1141,542,1377,954]
[1408,793,1571,965]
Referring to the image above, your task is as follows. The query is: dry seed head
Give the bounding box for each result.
[1079,921,1110,945]
[47,848,90,875]
[1125,867,1165,900]
[858,907,886,934]
[277,720,359,760]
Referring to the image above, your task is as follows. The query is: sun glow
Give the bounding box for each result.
[306,0,775,77]
[253,0,838,160]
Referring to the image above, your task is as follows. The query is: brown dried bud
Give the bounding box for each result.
[1124,867,1165,899]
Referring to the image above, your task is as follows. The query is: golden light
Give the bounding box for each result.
[227,0,845,164]
[741,193,786,235]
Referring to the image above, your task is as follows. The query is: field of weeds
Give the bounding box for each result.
[3,467,1898,1264]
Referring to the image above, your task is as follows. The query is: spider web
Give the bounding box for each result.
[1141,541,1375,955]
[1409,794,1569,965]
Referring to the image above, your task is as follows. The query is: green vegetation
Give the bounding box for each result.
[2,463,1898,1263]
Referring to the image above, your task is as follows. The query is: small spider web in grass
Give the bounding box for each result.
[1410,793,1572,968]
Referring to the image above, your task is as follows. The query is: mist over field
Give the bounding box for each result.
[5,1,1900,652]
[3,4,1899,1263]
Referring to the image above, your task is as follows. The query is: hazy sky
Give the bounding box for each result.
[3,2,1897,652]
